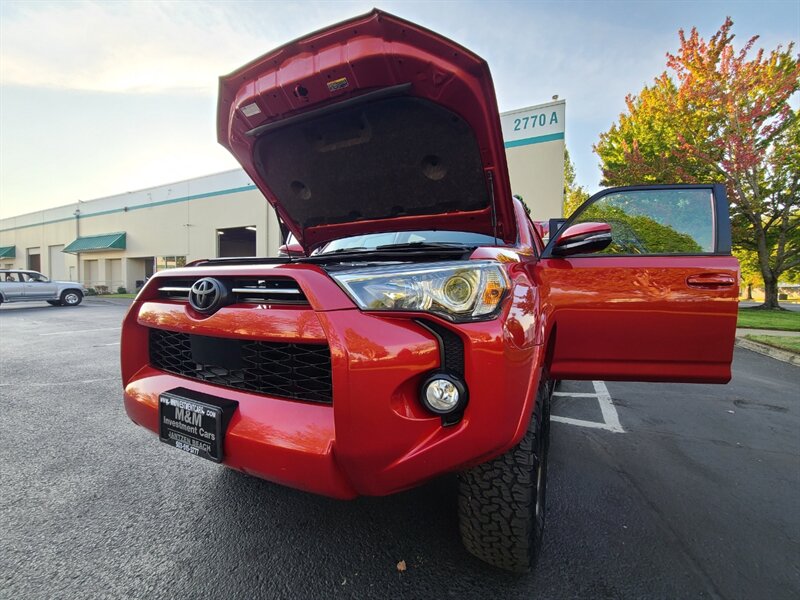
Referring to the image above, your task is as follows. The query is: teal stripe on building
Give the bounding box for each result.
[504,132,565,149]
[0,184,258,233]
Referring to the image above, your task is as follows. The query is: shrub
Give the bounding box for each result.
[117,286,127,294]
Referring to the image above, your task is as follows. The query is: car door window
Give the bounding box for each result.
[568,188,715,255]
[4,272,18,282]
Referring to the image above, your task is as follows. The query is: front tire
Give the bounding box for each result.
[61,290,83,306]
[458,376,551,573]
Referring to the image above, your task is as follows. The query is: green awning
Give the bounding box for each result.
[0,246,15,258]
[63,232,126,254]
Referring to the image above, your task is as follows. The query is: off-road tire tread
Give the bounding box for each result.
[457,378,549,573]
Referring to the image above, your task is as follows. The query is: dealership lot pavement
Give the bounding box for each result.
[1,301,798,599]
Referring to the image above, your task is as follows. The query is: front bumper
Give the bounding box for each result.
[122,265,542,499]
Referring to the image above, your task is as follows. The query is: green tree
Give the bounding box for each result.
[563,148,589,217]
[595,18,800,309]
[737,248,763,299]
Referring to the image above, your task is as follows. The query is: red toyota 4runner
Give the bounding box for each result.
[121,10,738,572]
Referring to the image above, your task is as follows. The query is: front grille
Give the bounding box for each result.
[149,329,332,404]
[158,277,308,305]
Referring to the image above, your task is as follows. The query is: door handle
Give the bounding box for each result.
[686,274,737,288]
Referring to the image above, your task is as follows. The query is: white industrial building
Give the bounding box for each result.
[0,100,565,293]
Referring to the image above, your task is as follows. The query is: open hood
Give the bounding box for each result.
[217,9,516,251]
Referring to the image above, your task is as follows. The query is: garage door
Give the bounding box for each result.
[84,259,97,287]
[108,259,122,291]
[27,248,41,272]
[49,245,66,281]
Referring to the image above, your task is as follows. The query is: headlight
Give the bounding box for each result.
[330,261,508,322]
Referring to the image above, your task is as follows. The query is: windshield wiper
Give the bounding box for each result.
[374,242,475,251]
[323,246,369,254]
[298,242,473,264]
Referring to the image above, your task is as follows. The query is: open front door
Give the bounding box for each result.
[536,184,739,383]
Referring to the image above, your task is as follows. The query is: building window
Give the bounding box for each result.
[155,256,186,271]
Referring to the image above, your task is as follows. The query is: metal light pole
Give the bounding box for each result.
[73,204,81,283]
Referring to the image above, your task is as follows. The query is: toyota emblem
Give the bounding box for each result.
[189,278,225,313]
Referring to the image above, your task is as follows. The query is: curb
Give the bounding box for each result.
[84,297,134,307]
[735,337,800,367]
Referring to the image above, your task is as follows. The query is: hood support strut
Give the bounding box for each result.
[487,170,499,246]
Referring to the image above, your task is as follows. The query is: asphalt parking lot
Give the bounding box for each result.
[1,300,798,599]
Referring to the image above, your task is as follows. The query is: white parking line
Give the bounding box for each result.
[552,380,625,433]
[550,415,621,431]
[593,380,624,432]
[0,377,117,387]
[39,327,119,336]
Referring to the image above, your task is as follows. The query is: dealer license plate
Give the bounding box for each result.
[159,388,237,463]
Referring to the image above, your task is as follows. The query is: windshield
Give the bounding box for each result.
[316,230,502,254]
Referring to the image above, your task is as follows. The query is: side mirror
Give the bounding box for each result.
[278,242,304,257]
[548,218,568,241]
[552,222,612,257]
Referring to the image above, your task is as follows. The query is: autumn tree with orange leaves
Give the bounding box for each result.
[595,18,799,309]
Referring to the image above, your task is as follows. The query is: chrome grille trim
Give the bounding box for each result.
[156,277,308,305]
[231,287,302,295]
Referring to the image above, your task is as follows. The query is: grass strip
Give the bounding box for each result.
[737,308,800,332]
[744,335,800,354]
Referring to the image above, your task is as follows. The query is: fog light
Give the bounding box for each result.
[420,373,468,415]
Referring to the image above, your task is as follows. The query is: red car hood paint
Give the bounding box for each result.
[217,9,516,251]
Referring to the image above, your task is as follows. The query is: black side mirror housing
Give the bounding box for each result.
[548,218,568,241]
[552,222,613,257]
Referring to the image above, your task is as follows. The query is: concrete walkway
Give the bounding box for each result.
[736,328,800,337]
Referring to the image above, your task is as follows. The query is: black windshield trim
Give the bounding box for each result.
[297,247,472,264]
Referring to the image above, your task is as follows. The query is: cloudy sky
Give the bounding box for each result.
[1,0,797,218]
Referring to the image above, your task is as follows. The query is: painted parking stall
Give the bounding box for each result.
[551,380,625,433]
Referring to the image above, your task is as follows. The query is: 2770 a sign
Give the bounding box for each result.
[500,101,565,144]
[512,111,559,132]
